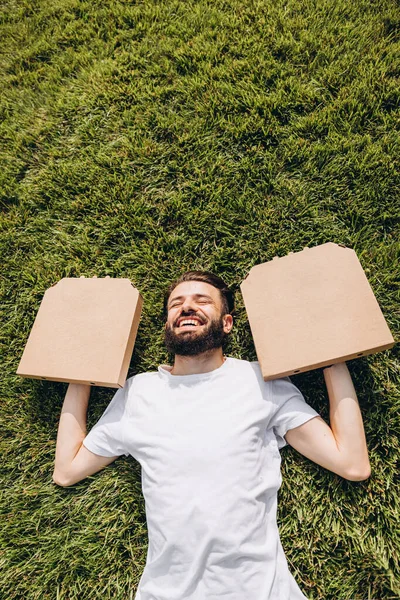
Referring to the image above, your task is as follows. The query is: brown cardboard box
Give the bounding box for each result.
[17,277,143,388]
[240,243,395,380]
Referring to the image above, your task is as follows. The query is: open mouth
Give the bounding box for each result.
[175,317,205,329]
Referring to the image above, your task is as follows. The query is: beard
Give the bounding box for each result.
[164,314,228,356]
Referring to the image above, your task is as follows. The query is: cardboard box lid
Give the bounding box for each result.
[240,243,395,380]
[17,277,143,388]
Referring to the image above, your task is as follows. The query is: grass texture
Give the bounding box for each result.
[1,0,399,598]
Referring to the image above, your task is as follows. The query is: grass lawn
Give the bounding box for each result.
[1,0,399,598]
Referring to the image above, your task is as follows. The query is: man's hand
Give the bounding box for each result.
[52,383,118,487]
[285,363,371,481]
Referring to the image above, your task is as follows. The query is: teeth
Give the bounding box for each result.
[179,319,201,327]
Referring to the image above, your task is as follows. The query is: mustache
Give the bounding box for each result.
[173,311,207,327]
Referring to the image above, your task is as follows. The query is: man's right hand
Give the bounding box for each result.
[52,383,118,487]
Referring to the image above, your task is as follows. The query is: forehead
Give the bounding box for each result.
[168,281,221,305]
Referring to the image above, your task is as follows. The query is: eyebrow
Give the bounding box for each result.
[168,294,214,306]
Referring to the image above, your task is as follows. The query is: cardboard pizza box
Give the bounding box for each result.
[240,243,395,381]
[17,277,143,388]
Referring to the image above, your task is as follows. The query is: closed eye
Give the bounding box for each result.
[168,294,214,309]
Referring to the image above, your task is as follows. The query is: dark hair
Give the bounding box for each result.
[163,271,234,317]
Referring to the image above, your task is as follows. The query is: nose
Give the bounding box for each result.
[181,297,197,313]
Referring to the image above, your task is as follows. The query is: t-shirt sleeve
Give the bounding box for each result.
[83,384,130,458]
[267,376,320,449]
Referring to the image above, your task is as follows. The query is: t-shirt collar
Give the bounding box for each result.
[158,356,231,382]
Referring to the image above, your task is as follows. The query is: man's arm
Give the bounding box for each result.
[52,383,118,487]
[284,363,371,481]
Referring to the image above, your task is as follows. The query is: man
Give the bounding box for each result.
[53,271,371,600]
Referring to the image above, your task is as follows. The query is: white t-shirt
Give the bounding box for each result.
[83,357,319,600]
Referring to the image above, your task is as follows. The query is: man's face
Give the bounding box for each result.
[164,281,233,356]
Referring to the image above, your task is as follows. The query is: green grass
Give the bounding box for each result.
[1,0,399,598]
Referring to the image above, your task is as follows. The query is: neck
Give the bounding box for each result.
[171,347,225,376]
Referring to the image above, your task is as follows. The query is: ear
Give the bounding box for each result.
[222,314,233,334]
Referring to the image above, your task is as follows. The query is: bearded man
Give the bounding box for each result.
[53,271,370,600]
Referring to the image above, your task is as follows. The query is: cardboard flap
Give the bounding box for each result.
[241,243,395,380]
[17,277,143,388]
